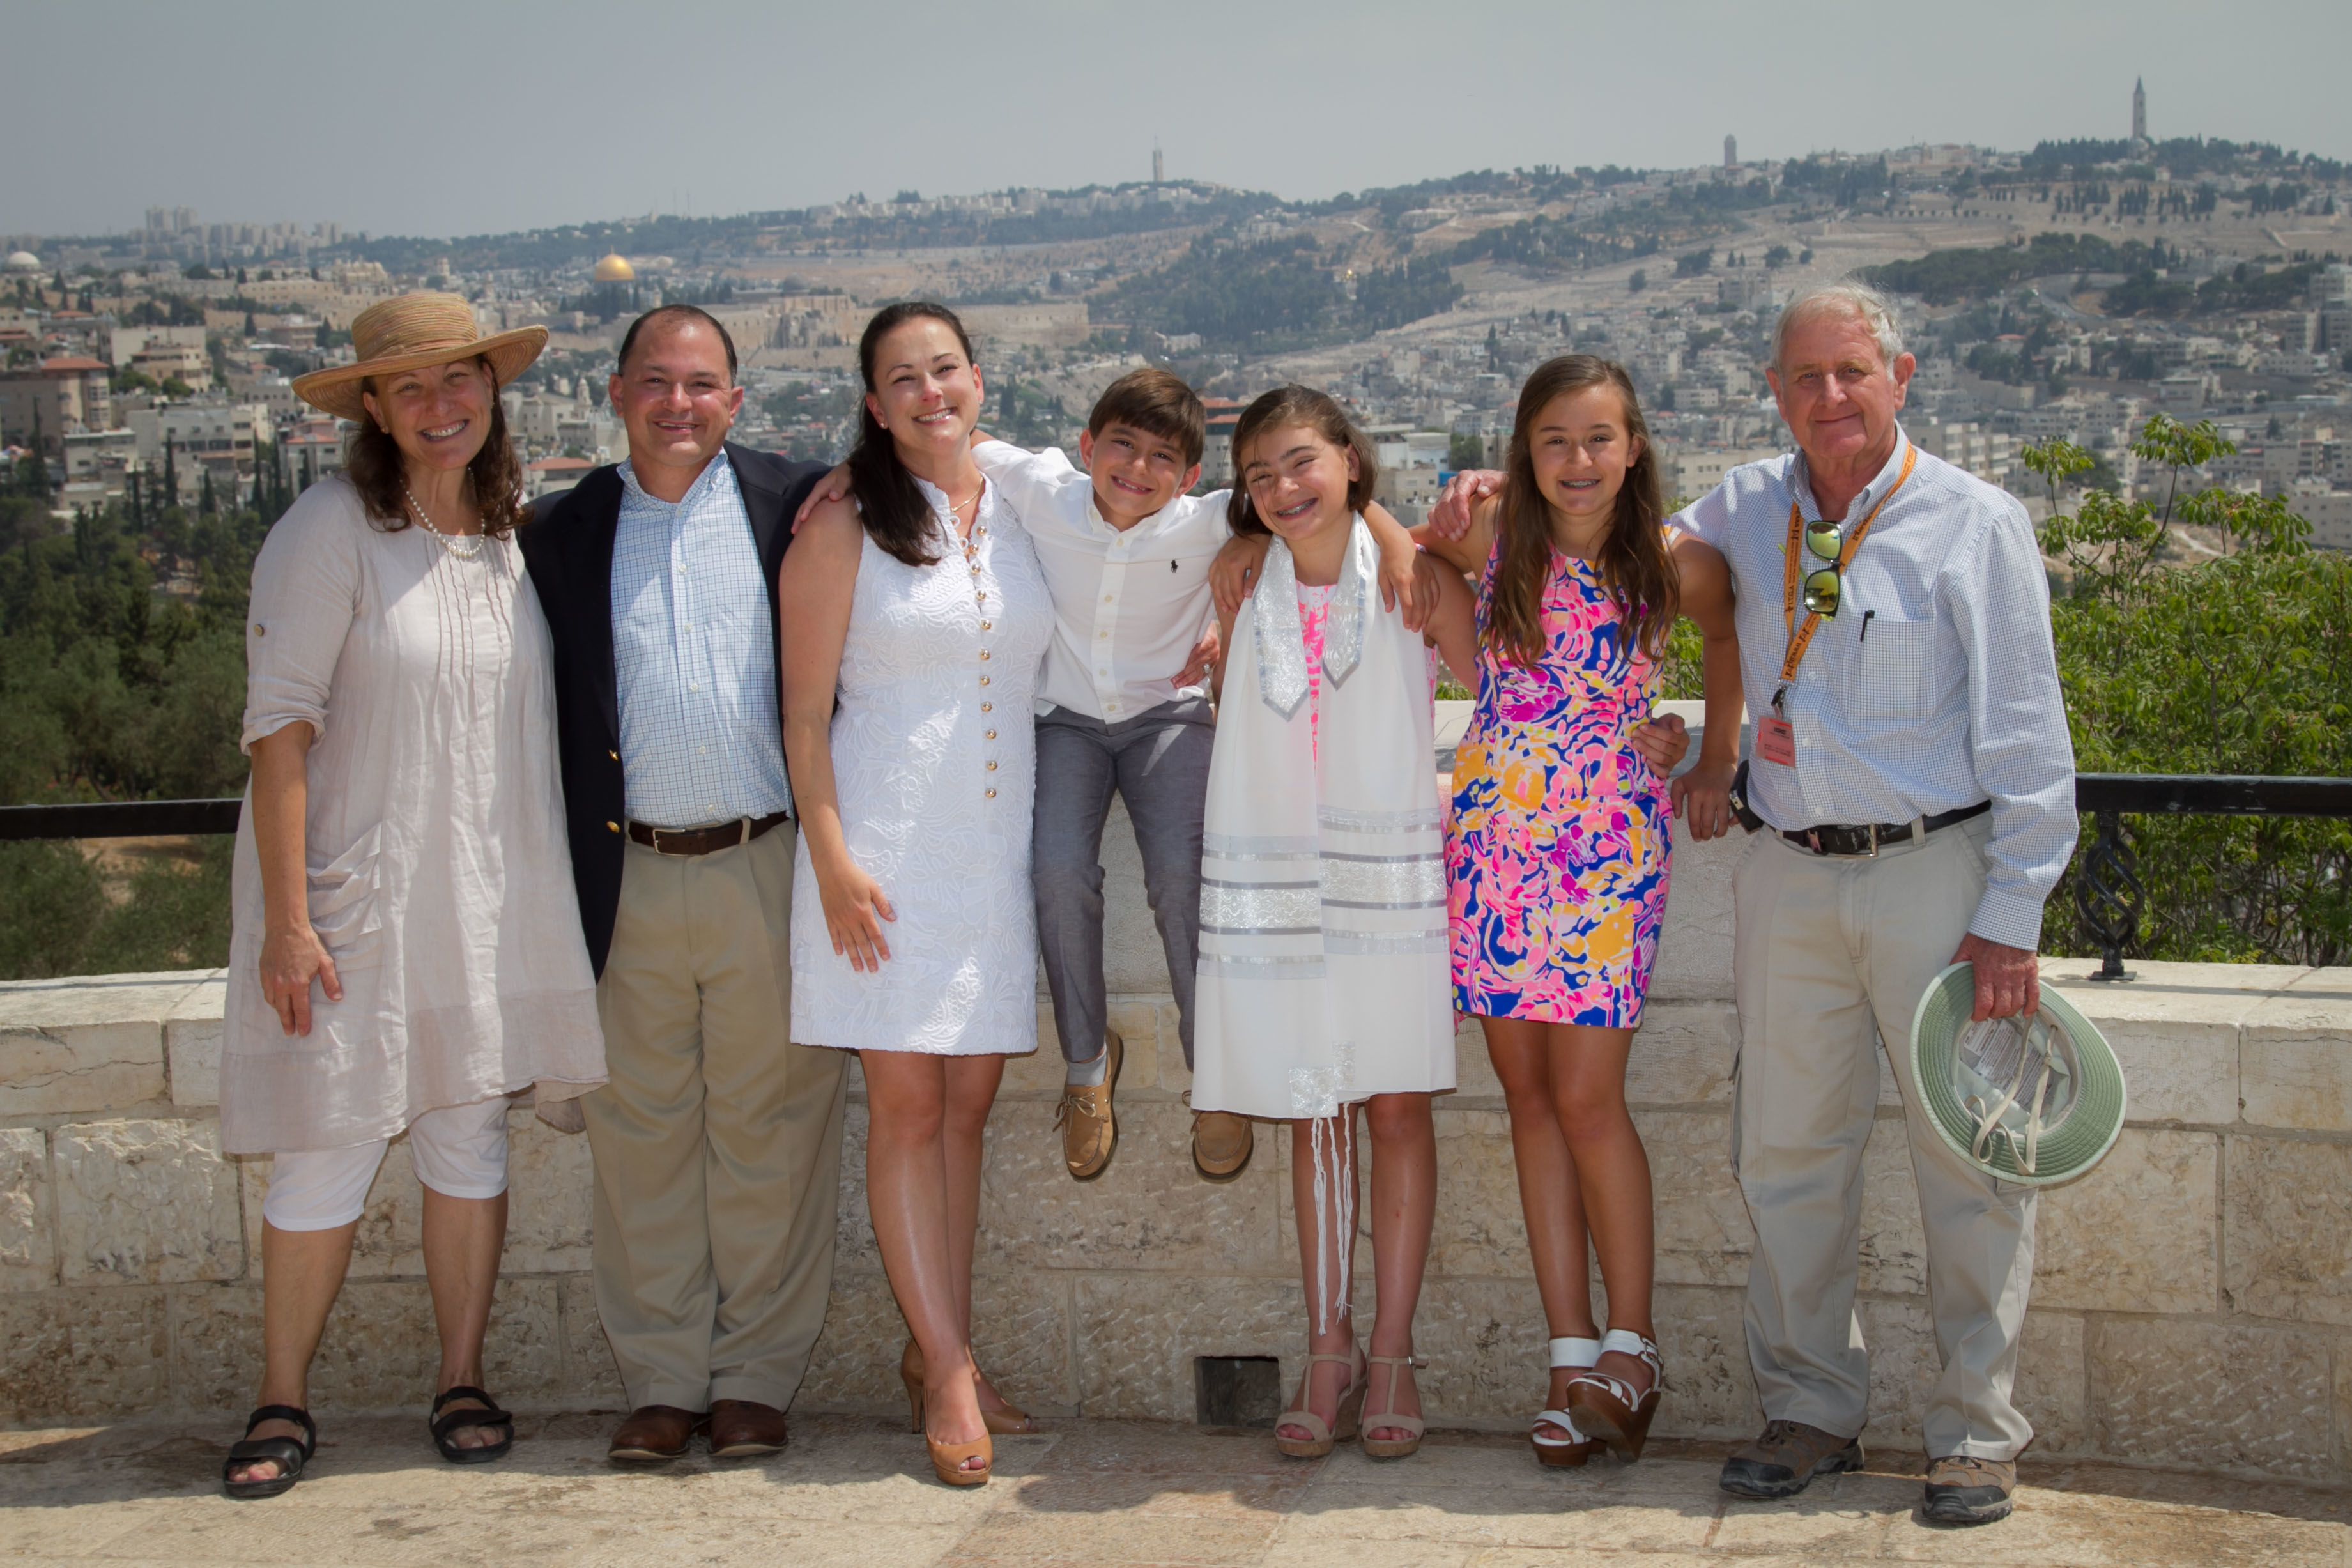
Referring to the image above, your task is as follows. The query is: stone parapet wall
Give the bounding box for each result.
[3,810,2348,1487]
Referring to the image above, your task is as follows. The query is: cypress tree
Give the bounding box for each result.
[26,406,49,500]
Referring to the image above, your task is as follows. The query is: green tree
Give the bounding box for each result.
[2037,417,2348,965]
[22,408,49,500]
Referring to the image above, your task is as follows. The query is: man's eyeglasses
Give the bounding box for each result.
[1802,518,1847,617]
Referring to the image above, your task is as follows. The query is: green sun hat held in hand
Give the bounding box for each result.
[1909,964,2126,1188]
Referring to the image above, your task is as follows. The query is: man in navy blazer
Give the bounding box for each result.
[521,305,844,1465]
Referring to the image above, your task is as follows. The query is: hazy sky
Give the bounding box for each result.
[8,0,2348,240]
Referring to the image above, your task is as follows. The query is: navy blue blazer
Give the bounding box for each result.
[519,443,829,976]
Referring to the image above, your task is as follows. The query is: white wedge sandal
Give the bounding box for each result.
[1530,1335,1601,1468]
[1566,1328,1664,1463]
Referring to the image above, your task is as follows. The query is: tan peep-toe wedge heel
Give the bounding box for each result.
[1360,1354,1427,1459]
[1565,1329,1664,1463]
[902,1339,1039,1436]
[1275,1349,1367,1459]
[911,1366,992,1487]
[926,1427,993,1487]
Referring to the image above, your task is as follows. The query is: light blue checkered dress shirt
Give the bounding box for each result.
[610,454,794,829]
[1673,429,2077,948]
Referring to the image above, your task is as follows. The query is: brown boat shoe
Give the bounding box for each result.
[1056,1031,1121,1180]
[1191,1104,1254,1181]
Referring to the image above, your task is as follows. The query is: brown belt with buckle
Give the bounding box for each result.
[1781,799,1989,858]
[627,811,791,857]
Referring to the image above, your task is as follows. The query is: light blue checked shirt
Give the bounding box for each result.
[610,453,794,828]
[1673,429,2077,949]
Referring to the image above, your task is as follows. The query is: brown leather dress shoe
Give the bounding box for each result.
[1055,1031,1121,1180]
[608,1404,705,1464]
[1192,1107,1253,1180]
[707,1399,788,1458]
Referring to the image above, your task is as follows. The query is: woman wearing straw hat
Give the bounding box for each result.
[217,294,606,1499]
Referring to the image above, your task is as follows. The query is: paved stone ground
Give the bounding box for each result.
[0,1412,2345,1566]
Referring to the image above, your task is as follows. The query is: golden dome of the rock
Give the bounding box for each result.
[592,252,636,282]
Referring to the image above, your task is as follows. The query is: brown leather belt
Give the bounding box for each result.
[627,811,790,857]
[1781,799,1989,859]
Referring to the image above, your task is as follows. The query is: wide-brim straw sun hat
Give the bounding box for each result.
[1909,963,2126,1188]
[291,292,547,422]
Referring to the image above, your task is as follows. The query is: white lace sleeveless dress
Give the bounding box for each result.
[790,479,1052,1055]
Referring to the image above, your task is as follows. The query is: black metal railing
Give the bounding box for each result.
[4,778,2349,983]
[2068,774,2352,982]
[0,799,243,840]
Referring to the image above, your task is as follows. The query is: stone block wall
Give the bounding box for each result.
[3,811,2349,1487]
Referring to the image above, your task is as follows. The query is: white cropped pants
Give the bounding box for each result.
[261,1096,513,1232]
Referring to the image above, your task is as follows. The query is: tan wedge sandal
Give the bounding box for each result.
[1565,1328,1663,1463]
[1360,1353,1426,1459]
[1274,1349,1366,1458]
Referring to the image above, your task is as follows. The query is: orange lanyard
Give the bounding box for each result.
[1777,445,1916,690]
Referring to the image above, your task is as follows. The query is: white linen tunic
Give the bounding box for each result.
[222,477,606,1154]
[790,480,1052,1055]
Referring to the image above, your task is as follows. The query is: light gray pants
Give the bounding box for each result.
[1730,811,2037,1461]
[1033,698,1215,1070]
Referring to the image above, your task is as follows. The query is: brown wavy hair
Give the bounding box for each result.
[1224,384,1380,536]
[1486,355,1676,666]
[342,355,525,537]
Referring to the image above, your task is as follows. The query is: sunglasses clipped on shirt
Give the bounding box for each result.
[1801,516,1848,617]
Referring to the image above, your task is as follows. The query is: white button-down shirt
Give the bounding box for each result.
[610,454,794,827]
[972,439,1229,722]
[1673,429,2077,948]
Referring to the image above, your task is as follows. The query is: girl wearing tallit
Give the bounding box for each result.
[1194,386,1478,1461]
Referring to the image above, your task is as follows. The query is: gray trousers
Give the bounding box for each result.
[1730,812,2038,1461]
[1033,698,1215,1070]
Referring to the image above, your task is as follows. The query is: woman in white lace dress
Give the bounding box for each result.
[781,303,1049,1487]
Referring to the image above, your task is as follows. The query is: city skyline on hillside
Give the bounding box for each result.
[3,0,2346,239]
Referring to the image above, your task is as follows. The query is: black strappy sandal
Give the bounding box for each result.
[222,1404,316,1500]
[430,1385,515,1464]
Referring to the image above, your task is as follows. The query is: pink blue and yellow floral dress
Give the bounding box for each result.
[1447,543,1670,1027]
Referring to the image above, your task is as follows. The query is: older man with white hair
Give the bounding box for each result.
[1671,281,2076,1526]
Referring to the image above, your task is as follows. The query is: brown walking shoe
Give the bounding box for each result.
[707,1399,787,1457]
[1923,1454,2015,1526]
[1191,1105,1253,1180]
[1056,1030,1121,1180]
[608,1404,705,1464]
[1718,1419,1863,1498]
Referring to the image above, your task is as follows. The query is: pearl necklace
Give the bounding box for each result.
[404,483,484,559]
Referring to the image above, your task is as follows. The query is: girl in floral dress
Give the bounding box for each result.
[1420,355,1740,1466]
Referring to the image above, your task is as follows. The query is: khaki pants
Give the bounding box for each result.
[1730,812,2036,1461]
[586,824,848,1411]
